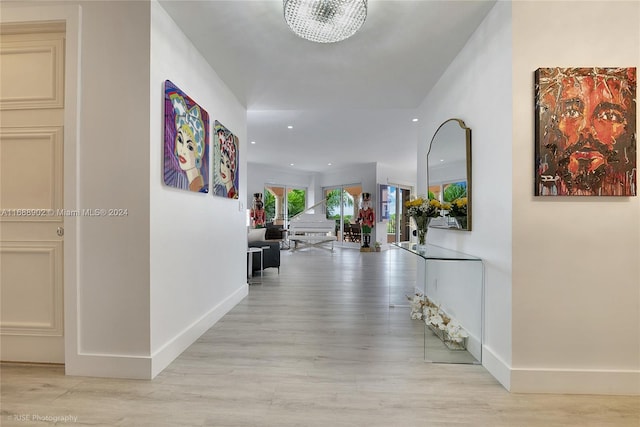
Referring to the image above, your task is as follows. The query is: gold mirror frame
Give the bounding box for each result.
[427,118,472,231]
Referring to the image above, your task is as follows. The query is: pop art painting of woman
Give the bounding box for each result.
[213,120,239,199]
[163,80,209,193]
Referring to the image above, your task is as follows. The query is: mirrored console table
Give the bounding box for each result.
[393,242,484,364]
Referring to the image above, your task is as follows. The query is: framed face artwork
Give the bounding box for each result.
[163,80,209,193]
[213,120,239,199]
[535,67,636,196]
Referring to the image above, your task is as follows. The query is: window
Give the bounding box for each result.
[324,184,361,243]
[264,185,307,228]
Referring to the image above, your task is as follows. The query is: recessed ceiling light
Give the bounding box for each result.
[251,141,256,144]
[290,163,294,166]
[440,159,445,162]
[287,125,293,129]
[328,163,332,166]
[412,118,419,122]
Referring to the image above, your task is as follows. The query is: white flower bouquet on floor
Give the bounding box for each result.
[409,294,425,319]
[407,292,469,350]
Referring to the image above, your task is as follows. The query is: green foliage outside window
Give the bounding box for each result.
[264,191,275,221]
[387,213,396,233]
[262,188,306,222]
[287,189,306,218]
[443,183,467,203]
[326,189,354,214]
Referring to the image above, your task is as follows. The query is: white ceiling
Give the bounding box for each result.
[159,0,496,174]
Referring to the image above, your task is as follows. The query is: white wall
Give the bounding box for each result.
[1,0,249,379]
[428,160,466,187]
[149,1,248,377]
[2,0,154,378]
[318,163,377,193]
[511,1,640,394]
[75,0,152,362]
[377,162,416,190]
[247,162,316,208]
[415,1,513,388]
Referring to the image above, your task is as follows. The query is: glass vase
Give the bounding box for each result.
[417,228,426,245]
[455,216,467,229]
[416,227,428,252]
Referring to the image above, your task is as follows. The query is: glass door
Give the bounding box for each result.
[324,184,361,243]
[264,185,306,229]
[385,185,412,243]
[399,187,412,242]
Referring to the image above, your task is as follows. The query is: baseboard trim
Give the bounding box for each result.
[150,284,248,378]
[510,367,640,395]
[480,348,640,395]
[65,353,152,379]
[482,345,511,391]
[65,284,248,380]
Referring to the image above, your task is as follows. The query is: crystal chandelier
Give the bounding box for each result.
[283,0,368,44]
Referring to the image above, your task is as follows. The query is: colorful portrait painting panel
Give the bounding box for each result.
[535,67,636,196]
[163,80,209,193]
[213,120,239,199]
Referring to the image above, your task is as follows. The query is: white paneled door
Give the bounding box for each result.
[0,25,65,363]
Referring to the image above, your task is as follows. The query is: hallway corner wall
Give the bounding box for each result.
[415,0,513,389]
[149,0,249,378]
[511,0,640,394]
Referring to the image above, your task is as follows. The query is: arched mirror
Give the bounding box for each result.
[427,118,472,231]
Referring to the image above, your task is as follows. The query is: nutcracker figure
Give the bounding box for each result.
[250,193,266,228]
[356,192,375,248]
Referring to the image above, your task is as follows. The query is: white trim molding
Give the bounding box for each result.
[482,345,511,391]
[150,285,248,379]
[510,367,640,396]
[66,284,248,379]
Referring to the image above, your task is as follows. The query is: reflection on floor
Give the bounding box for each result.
[424,326,478,364]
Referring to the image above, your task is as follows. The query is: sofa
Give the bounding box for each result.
[248,228,280,273]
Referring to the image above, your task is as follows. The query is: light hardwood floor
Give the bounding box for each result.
[1,247,639,426]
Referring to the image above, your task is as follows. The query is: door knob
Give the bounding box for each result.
[57,227,64,237]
